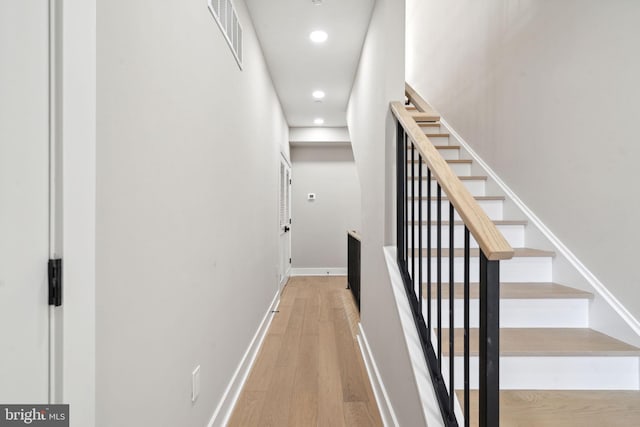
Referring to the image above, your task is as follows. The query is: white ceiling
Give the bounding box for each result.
[245,0,375,128]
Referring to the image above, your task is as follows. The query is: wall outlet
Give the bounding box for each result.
[191,365,201,403]
[307,193,316,200]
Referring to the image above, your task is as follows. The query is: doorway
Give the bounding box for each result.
[278,154,292,290]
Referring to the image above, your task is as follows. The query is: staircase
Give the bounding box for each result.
[408,112,640,425]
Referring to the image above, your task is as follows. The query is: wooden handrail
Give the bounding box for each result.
[391,100,514,261]
[405,82,440,121]
[348,230,362,241]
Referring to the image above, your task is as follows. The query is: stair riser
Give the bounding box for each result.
[440,356,640,390]
[435,148,459,160]
[407,224,524,248]
[409,200,504,221]
[424,299,589,328]
[424,135,450,145]
[419,125,443,133]
[413,257,553,282]
[408,162,471,176]
[407,179,485,196]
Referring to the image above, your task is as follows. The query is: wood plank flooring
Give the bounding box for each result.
[424,282,592,300]
[228,276,383,427]
[441,328,640,357]
[458,390,640,427]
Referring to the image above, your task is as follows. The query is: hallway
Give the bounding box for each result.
[228,276,383,426]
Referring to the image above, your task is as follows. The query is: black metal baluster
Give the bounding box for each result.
[411,141,416,293]
[427,168,432,335]
[449,203,455,413]
[437,183,442,369]
[479,253,500,427]
[347,232,362,311]
[464,227,470,427]
[405,135,409,271]
[419,156,423,312]
[396,123,405,266]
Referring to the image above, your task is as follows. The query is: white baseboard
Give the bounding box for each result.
[441,117,640,339]
[207,290,280,427]
[357,325,400,427]
[290,267,347,276]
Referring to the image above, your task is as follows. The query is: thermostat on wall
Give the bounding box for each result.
[307,193,316,200]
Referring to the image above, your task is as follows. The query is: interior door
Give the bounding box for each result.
[0,1,51,403]
[278,156,292,290]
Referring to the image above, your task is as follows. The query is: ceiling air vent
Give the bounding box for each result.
[208,0,243,69]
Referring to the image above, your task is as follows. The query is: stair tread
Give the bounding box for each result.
[423,282,593,300]
[411,219,527,225]
[409,145,459,150]
[413,247,554,257]
[409,159,471,164]
[409,195,505,201]
[410,175,487,180]
[411,111,440,122]
[442,328,640,356]
[457,389,640,427]
[418,122,441,127]
[425,133,450,137]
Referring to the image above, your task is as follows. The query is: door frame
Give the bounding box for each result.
[278,153,292,291]
[48,0,97,425]
[49,0,62,403]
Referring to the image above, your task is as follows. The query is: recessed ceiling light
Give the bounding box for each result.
[311,0,323,5]
[309,30,328,43]
[312,90,325,100]
[314,118,325,125]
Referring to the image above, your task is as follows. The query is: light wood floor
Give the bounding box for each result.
[441,327,640,356]
[228,276,383,427]
[458,389,640,427]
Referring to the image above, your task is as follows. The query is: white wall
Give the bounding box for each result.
[406,0,640,320]
[290,145,361,271]
[60,1,97,426]
[96,0,288,426]
[348,0,429,425]
[289,127,350,144]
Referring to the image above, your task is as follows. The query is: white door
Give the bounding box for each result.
[0,1,51,403]
[278,156,292,290]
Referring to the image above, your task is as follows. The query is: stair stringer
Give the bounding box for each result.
[440,117,640,348]
[382,247,445,427]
